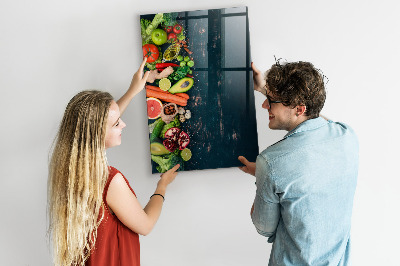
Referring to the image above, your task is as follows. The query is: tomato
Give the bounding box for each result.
[165,26,173,33]
[167,32,177,42]
[142,44,159,63]
[173,24,182,34]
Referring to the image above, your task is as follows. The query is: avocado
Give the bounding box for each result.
[150,138,170,155]
[168,77,194,94]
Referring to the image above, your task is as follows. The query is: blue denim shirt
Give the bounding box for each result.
[252,117,359,266]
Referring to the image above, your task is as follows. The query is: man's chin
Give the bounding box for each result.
[268,121,276,129]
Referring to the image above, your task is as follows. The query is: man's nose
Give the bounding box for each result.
[262,99,270,109]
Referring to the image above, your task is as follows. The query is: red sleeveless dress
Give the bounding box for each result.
[86,166,140,266]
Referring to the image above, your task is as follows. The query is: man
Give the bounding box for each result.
[239,61,359,265]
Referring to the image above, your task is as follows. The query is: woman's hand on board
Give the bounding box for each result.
[117,57,150,114]
[129,57,150,95]
[106,164,180,236]
[157,164,180,189]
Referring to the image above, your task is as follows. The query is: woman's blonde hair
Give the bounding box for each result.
[48,90,113,265]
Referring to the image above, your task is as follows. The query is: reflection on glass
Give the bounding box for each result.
[187,10,208,16]
[221,6,247,14]
[222,16,247,68]
[223,71,247,112]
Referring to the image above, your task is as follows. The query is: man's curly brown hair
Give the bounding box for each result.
[266,61,326,118]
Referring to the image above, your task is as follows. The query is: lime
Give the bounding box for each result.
[180,61,186,67]
[187,60,194,67]
[159,78,171,91]
[184,56,190,62]
[177,55,183,61]
[180,148,192,161]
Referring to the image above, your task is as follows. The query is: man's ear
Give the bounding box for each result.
[295,105,307,117]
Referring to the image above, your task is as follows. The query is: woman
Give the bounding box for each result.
[48,58,179,266]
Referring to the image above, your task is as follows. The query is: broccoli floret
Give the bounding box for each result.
[151,153,183,173]
[168,153,183,170]
[162,12,178,27]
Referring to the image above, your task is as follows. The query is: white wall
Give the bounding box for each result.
[1,0,399,265]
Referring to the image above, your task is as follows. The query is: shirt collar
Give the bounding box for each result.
[284,117,328,139]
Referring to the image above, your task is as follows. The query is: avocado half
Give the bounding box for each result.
[150,138,170,155]
[169,77,194,93]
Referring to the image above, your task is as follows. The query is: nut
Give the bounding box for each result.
[179,114,186,122]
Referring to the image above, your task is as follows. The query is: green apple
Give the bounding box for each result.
[151,29,167,45]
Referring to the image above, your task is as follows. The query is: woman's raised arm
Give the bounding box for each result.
[117,58,150,115]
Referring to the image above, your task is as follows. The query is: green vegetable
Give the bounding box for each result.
[141,19,152,45]
[162,12,178,27]
[177,55,183,61]
[150,118,165,142]
[146,63,156,70]
[177,34,185,41]
[187,60,194,67]
[159,116,181,138]
[145,13,164,35]
[141,19,151,37]
[168,66,190,82]
[184,56,190,62]
[148,118,160,133]
[180,61,186,67]
[151,153,184,173]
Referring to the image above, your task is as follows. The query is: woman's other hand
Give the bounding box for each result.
[251,62,267,96]
[157,164,180,189]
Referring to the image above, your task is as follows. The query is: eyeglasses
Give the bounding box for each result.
[266,94,282,108]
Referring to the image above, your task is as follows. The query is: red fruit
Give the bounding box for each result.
[163,127,190,152]
[164,127,181,140]
[146,97,163,119]
[142,44,159,63]
[173,24,182,34]
[168,33,177,41]
[166,26,173,33]
[163,138,179,152]
[177,131,190,150]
